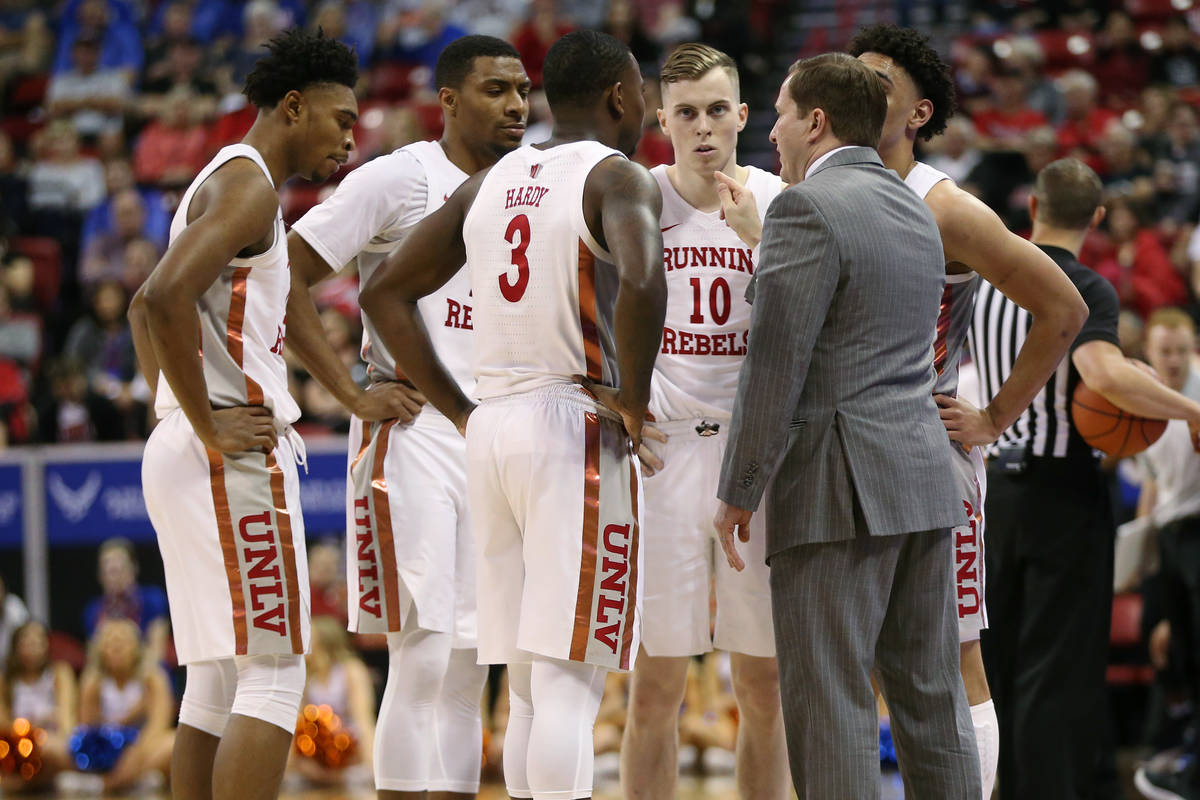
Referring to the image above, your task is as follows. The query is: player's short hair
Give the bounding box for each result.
[243,27,358,109]
[1146,308,1196,335]
[786,53,885,148]
[542,30,632,111]
[846,24,956,141]
[1033,158,1103,231]
[434,34,521,90]
[660,43,739,99]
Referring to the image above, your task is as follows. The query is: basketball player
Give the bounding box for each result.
[618,43,788,800]
[844,25,1087,796]
[286,35,531,799]
[128,30,397,800]
[359,30,666,800]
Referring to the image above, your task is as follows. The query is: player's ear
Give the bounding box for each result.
[656,107,669,137]
[911,98,934,132]
[282,89,304,124]
[736,102,749,132]
[607,81,624,120]
[439,86,457,117]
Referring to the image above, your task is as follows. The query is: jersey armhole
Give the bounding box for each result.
[573,153,623,262]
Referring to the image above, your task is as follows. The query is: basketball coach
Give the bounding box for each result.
[712,52,981,798]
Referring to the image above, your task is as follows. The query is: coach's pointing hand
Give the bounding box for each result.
[714,500,752,572]
[203,406,278,454]
[714,170,762,249]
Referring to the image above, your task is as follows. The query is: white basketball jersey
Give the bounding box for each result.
[648,164,782,421]
[155,144,300,427]
[292,140,475,411]
[464,141,625,400]
[904,161,980,399]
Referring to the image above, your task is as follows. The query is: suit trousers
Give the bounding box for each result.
[981,458,1114,800]
[769,528,980,800]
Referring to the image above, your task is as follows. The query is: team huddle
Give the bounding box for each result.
[129,20,1096,800]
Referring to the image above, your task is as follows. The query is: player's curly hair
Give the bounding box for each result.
[846,24,956,141]
[243,28,358,109]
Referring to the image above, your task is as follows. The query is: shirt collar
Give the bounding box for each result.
[804,145,858,179]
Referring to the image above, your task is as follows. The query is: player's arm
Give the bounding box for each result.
[1137,473,1158,519]
[359,173,485,435]
[138,160,279,454]
[930,183,1088,446]
[128,286,158,398]
[576,157,666,445]
[285,232,425,423]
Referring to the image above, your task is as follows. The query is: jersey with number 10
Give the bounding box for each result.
[648,164,781,421]
[464,141,627,400]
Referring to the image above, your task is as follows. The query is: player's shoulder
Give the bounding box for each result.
[193,156,278,225]
[344,145,428,189]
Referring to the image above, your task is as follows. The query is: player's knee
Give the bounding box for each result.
[230,654,305,732]
[178,659,237,736]
[731,657,781,721]
[387,629,451,706]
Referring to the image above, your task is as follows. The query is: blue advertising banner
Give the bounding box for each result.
[0,463,22,548]
[41,440,348,546]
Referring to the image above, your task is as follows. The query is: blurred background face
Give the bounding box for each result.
[1107,202,1139,241]
[98,622,140,675]
[15,623,49,671]
[658,67,746,175]
[307,542,340,589]
[1145,323,1195,391]
[113,190,146,239]
[99,546,136,595]
[93,281,126,323]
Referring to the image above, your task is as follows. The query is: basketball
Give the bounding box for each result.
[1071,382,1167,458]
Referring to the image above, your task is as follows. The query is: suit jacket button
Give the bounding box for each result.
[742,478,753,488]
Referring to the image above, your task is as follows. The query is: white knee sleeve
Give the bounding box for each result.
[229,654,306,733]
[505,662,535,799]
[178,659,238,736]
[525,657,607,800]
[374,625,451,791]
[971,699,998,799]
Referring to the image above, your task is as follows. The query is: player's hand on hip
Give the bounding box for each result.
[205,406,278,454]
[638,424,668,477]
[572,374,648,448]
[714,171,762,248]
[936,394,1001,447]
[353,382,426,423]
[713,500,752,572]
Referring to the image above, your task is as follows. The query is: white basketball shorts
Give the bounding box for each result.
[952,444,988,643]
[346,411,475,647]
[143,408,310,665]
[466,385,643,672]
[640,418,775,658]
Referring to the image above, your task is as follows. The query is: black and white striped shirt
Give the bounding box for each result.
[967,244,1121,461]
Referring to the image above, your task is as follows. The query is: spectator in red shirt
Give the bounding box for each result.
[132,87,208,188]
[1091,9,1151,109]
[972,61,1049,152]
[511,0,574,88]
[1056,69,1119,172]
[1095,195,1188,318]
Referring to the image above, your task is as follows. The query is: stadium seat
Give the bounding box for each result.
[369,62,421,102]
[11,236,61,312]
[48,630,86,673]
[1107,592,1155,686]
[6,72,49,113]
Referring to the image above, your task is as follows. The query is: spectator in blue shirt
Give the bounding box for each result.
[83,537,169,665]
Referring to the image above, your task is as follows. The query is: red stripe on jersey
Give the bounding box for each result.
[370,419,403,631]
[206,448,248,655]
[227,267,266,405]
[266,451,304,654]
[569,411,602,661]
[933,282,953,377]
[619,449,641,670]
[578,240,603,383]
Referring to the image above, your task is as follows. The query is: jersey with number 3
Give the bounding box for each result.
[464,141,626,400]
[648,164,782,421]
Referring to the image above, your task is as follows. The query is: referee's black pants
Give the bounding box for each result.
[1160,514,1200,763]
[981,457,1114,800]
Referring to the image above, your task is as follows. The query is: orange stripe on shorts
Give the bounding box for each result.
[267,451,303,654]
[371,419,403,631]
[206,447,247,655]
[569,412,602,661]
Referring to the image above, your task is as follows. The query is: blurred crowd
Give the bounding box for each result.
[0,0,765,449]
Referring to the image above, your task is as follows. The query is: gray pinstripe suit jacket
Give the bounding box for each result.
[717,146,964,558]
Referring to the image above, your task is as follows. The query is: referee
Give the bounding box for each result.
[969,158,1200,799]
